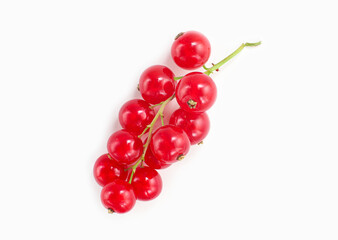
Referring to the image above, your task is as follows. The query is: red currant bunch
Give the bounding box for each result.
[93,31,261,214]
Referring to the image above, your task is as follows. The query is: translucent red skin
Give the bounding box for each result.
[171,31,211,70]
[144,147,171,169]
[119,99,155,135]
[131,167,162,201]
[107,129,143,166]
[101,179,136,213]
[139,65,175,104]
[169,109,210,145]
[175,72,217,113]
[150,125,190,164]
[93,154,128,186]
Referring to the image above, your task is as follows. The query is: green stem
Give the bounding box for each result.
[128,41,261,183]
[204,41,261,75]
[160,113,164,126]
[128,158,143,183]
[138,125,150,138]
[128,95,174,183]
[174,76,183,81]
[149,102,163,109]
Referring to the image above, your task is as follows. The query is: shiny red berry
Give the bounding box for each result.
[101,179,136,213]
[169,108,210,145]
[107,129,143,166]
[93,154,128,186]
[139,65,175,104]
[150,125,190,164]
[175,72,217,113]
[119,99,155,135]
[144,147,171,169]
[131,167,162,201]
[171,31,211,70]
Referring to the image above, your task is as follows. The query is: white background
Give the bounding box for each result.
[0,0,337,239]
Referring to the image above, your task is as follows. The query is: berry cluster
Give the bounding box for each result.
[93,31,261,214]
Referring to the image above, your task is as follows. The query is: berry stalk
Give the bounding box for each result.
[204,41,261,75]
[128,95,175,183]
[129,41,261,183]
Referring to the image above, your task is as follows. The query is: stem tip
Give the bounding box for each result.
[244,41,261,47]
[175,32,184,40]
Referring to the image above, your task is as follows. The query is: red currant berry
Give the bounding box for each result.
[175,72,217,113]
[150,125,190,164]
[171,31,211,70]
[139,65,175,104]
[107,129,143,166]
[101,179,136,213]
[131,167,162,201]
[119,99,155,135]
[169,109,210,145]
[93,154,128,186]
[144,147,171,169]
